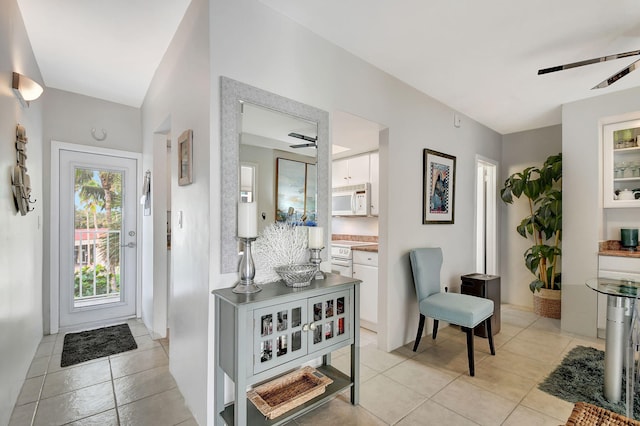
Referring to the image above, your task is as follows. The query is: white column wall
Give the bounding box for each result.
[141,0,210,423]
[0,0,44,422]
[562,87,640,337]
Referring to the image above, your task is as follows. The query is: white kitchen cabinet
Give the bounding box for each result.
[369,151,379,216]
[352,250,378,331]
[597,255,640,338]
[602,120,640,208]
[332,154,370,187]
[212,275,360,426]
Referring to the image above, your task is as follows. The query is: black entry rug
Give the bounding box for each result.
[539,345,640,419]
[61,323,137,367]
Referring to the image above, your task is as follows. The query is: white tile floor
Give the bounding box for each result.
[10,305,605,425]
[9,319,196,426]
[291,304,605,426]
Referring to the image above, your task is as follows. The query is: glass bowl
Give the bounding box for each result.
[274,264,317,287]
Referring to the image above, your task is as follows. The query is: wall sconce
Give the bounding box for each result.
[12,72,43,108]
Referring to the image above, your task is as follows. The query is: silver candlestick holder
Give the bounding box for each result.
[309,247,326,280]
[233,237,262,294]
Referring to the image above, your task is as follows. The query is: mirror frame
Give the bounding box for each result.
[221,77,330,273]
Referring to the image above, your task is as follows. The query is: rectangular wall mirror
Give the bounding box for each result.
[220,77,329,273]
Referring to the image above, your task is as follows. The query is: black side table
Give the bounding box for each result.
[461,273,501,337]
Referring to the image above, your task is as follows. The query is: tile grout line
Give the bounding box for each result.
[108,357,122,426]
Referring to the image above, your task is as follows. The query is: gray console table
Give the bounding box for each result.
[212,273,361,426]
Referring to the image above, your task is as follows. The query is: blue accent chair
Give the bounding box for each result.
[409,248,496,376]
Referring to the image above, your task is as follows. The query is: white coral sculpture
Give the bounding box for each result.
[253,222,308,284]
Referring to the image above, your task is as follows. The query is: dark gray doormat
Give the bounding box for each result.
[61,323,137,367]
[539,345,640,419]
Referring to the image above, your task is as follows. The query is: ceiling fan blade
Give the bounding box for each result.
[538,49,640,75]
[288,132,317,142]
[290,142,316,148]
[592,58,640,89]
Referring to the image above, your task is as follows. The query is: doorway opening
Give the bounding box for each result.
[51,142,141,333]
[475,156,498,275]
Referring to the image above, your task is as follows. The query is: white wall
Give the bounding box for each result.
[0,0,44,422]
[210,0,502,363]
[41,88,141,333]
[500,125,562,307]
[562,87,640,337]
[332,216,379,236]
[141,0,210,423]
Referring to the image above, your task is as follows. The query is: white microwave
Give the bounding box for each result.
[332,183,371,216]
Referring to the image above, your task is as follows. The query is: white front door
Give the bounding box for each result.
[57,147,138,329]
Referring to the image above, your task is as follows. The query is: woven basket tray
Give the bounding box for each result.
[247,366,333,419]
[565,402,640,426]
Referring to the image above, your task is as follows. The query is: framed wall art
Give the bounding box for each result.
[423,149,456,224]
[178,129,193,186]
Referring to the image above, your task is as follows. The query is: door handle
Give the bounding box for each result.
[121,242,136,248]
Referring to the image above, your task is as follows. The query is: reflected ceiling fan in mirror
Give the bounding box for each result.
[288,132,317,148]
[538,49,640,89]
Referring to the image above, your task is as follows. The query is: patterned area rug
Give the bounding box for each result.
[61,323,137,367]
[539,345,640,419]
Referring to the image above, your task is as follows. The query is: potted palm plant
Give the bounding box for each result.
[500,153,562,319]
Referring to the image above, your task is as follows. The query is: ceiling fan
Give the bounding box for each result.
[288,132,317,148]
[538,49,640,89]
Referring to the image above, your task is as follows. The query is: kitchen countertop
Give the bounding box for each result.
[352,244,378,253]
[331,234,379,252]
[599,240,640,258]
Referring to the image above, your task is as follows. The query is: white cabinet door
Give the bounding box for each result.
[369,151,379,216]
[348,154,370,185]
[332,158,350,187]
[352,258,378,331]
[332,154,370,187]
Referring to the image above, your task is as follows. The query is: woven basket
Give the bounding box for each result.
[565,402,640,426]
[533,288,561,319]
[247,366,333,419]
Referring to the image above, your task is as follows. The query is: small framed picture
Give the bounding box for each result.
[178,129,193,186]
[423,149,456,224]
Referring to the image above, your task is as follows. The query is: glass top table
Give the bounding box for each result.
[586,277,640,407]
[586,277,640,298]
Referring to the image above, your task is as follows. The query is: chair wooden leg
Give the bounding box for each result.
[413,314,426,352]
[465,327,475,376]
[486,316,495,355]
[432,319,439,340]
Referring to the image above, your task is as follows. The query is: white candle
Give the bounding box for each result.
[238,202,257,238]
[308,226,324,249]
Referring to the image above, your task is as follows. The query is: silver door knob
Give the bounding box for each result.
[121,242,136,248]
[309,322,317,331]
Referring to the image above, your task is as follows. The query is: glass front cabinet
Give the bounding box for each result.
[603,119,640,208]
[213,275,360,426]
[253,290,350,374]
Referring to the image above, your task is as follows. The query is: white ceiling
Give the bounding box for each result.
[260,0,640,134]
[16,0,640,134]
[17,0,191,107]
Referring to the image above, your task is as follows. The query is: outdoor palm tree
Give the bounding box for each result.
[75,169,123,294]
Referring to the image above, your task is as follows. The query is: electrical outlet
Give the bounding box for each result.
[454,113,461,128]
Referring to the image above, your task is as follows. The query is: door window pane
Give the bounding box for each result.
[292,331,302,351]
[325,300,334,318]
[292,307,301,327]
[277,310,288,331]
[313,324,323,344]
[261,314,273,336]
[313,302,322,321]
[73,167,123,308]
[260,340,272,362]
